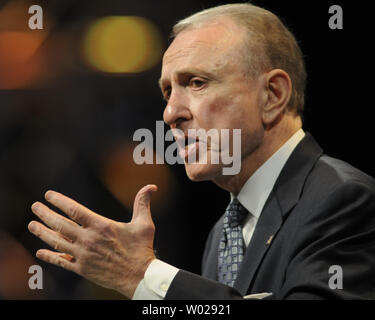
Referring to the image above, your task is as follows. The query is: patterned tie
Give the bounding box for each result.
[218,198,249,287]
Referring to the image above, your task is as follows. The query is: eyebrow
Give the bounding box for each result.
[158,68,218,90]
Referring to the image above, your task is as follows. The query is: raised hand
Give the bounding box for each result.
[28,184,158,298]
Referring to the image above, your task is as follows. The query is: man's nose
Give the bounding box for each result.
[163,90,192,128]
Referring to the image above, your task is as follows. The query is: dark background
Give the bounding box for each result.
[0,0,372,299]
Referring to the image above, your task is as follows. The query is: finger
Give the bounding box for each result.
[132,184,158,223]
[28,221,76,255]
[31,201,79,242]
[59,253,75,262]
[36,249,77,273]
[44,190,100,227]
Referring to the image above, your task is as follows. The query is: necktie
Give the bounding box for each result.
[218,198,249,287]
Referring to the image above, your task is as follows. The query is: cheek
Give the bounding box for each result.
[191,86,262,132]
[230,89,264,128]
[193,94,241,129]
[204,93,228,116]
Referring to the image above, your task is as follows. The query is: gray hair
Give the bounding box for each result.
[172,3,307,116]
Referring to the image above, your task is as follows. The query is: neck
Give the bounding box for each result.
[213,115,302,195]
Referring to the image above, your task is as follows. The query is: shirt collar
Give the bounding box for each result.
[231,129,305,219]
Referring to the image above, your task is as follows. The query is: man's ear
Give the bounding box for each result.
[262,69,292,127]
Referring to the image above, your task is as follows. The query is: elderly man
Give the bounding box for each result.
[28,3,375,299]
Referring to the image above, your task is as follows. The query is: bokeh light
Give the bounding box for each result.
[0,31,46,89]
[0,232,45,299]
[82,16,163,74]
[100,140,175,214]
[0,0,48,89]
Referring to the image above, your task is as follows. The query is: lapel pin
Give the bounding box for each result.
[266,235,274,245]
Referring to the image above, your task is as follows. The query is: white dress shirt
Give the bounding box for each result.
[133,129,306,299]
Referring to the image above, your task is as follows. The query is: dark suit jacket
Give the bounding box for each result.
[165,133,375,299]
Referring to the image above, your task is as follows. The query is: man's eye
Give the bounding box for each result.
[163,87,171,101]
[190,78,205,89]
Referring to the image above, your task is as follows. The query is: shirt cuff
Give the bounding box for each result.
[132,259,179,300]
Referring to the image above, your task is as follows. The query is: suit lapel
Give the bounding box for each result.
[234,191,282,294]
[202,220,223,280]
[233,133,323,295]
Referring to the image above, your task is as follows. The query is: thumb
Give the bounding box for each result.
[131,184,158,223]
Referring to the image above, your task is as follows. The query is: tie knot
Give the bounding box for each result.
[223,198,248,228]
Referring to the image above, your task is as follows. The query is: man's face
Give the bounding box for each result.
[160,18,265,182]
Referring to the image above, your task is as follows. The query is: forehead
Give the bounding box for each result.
[161,18,246,79]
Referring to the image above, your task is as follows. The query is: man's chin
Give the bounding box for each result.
[184,163,222,182]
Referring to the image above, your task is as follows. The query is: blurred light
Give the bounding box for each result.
[0,31,46,89]
[0,0,51,89]
[0,31,45,65]
[0,232,45,299]
[0,0,31,32]
[100,141,174,213]
[82,16,163,74]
